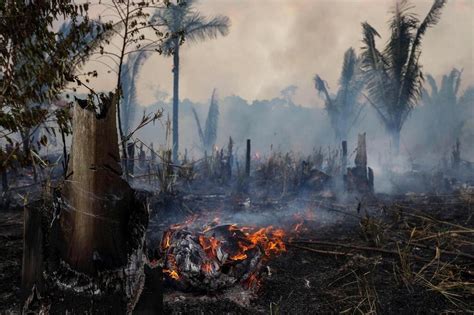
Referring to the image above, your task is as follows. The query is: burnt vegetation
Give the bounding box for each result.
[0,0,473,314]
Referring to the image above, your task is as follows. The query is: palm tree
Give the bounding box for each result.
[152,0,230,162]
[192,88,219,152]
[314,47,365,141]
[360,0,446,153]
[421,68,474,147]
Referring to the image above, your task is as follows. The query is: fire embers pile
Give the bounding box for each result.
[160,224,286,291]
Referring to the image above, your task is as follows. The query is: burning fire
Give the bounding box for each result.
[198,235,221,258]
[242,226,286,257]
[161,222,288,291]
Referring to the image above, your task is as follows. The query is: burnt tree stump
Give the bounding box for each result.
[21,94,159,314]
[59,94,134,274]
[345,133,374,193]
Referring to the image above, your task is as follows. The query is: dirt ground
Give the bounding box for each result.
[1,189,473,314]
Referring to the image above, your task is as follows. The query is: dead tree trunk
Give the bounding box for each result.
[245,139,251,177]
[128,142,136,176]
[59,94,134,274]
[341,140,347,175]
[354,133,367,169]
[346,133,373,193]
[452,138,461,169]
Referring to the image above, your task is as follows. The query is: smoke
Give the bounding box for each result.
[134,0,473,106]
[74,0,474,194]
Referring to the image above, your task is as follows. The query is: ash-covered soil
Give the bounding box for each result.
[1,189,473,314]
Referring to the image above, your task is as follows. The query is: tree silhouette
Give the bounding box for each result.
[421,68,474,147]
[314,47,364,141]
[360,0,446,153]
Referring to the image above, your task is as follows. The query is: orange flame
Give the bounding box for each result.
[164,269,180,280]
[230,252,248,261]
[164,253,180,280]
[199,235,221,259]
[161,230,172,250]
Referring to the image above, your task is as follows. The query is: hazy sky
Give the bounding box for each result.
[89,0,474,107]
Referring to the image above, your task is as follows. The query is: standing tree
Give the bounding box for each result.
[151,0,230,162]
[84,0,166,176]
[0,1,102,176]
[360,0,446,153]
[421,68,474,147]
[314,47,365,141]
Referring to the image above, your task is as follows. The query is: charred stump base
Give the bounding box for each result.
[22,97,161,314]
[345,166,374,194]
[21,191,153,314]
[344,133,374,194]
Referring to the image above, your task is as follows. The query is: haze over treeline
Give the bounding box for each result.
[22,0,474,167]
[115,0,473,166]
[83,0,473,106]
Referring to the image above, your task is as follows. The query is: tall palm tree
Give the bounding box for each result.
[152,0,230,163]
[314,47,365,141]
[360,0,446,153]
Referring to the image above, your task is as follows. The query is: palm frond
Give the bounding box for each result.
[360,22,391,124]
[385,0,417,96]
[314,75,335,111]
[339,47,357,89]
[151,0,230,54]
[184,13,230,43]
[400,0,446,111]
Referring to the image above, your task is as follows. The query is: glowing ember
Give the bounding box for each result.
[230,253,248,261]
